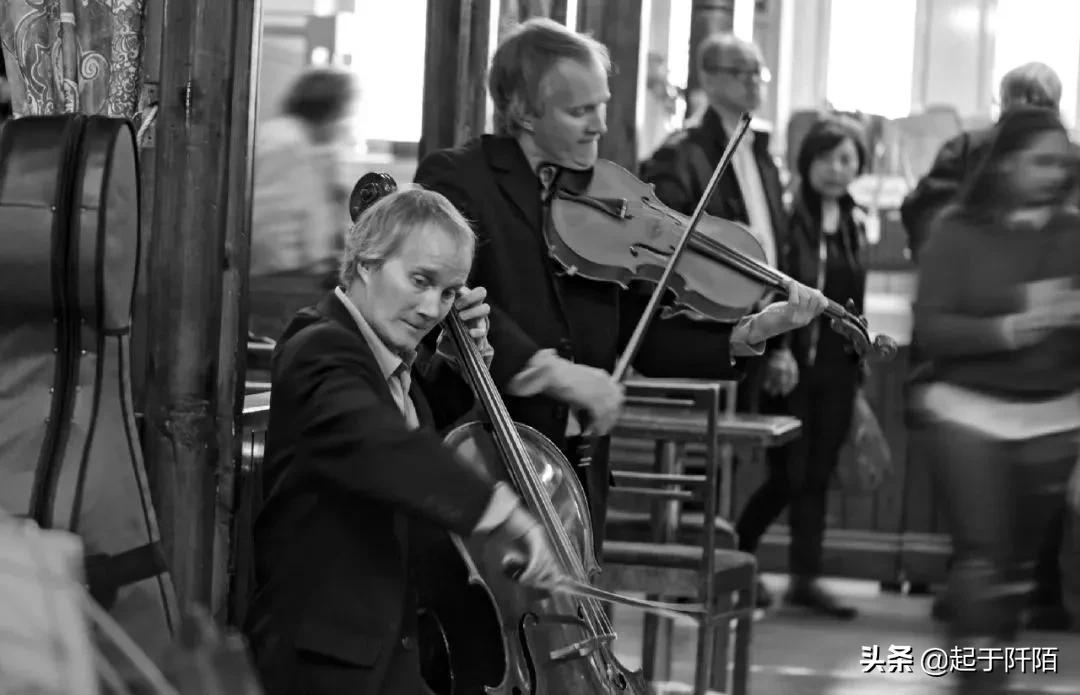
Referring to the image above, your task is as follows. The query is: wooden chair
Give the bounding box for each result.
[598,379,800,695]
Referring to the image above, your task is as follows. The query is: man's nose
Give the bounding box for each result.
[416,290,443,319]
[590,108,607,136]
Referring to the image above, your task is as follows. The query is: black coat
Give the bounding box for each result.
[414,135,742,535]
[899,126,994,262]
[640,107,788,265]
[244,293,494,695]
[640,107,788,411]
[781,191,867,369]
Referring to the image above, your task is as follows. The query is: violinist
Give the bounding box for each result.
[244,188,562,695]
[414,17,828,548]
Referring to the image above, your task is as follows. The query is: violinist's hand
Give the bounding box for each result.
[437,286,495,366]
[551,363,625,436]
[763,347,799,397]
[484,504,564,589]
[747,280,829,343]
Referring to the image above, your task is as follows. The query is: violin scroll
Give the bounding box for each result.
[828,299,898,363]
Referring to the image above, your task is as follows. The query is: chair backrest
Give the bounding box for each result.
[608,379,726,580]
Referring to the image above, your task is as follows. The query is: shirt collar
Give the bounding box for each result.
[334,286,414,381]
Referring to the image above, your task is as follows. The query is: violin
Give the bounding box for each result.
[351,173,650,695]
[547,156,898,365]
[548,112,895,468]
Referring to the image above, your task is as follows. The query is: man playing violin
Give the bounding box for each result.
[414,17,828,547]
[244,188,562,695]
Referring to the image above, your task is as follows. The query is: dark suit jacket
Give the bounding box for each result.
[414,135,741,537]
[899,126,994,263]
[244,293,494,695]
[640,107,788,410]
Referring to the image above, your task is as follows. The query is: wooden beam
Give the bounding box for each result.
[211,0,262,621]
[143,0,259,608]
[500,0,557,34]
[420,0,491,159]
[578,0,643,171]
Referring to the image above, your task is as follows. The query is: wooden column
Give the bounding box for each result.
[499,0,568,31]
[419,0,491,160]
[686,0,734,95]
[143,0,260,609]
[578,0,643,171]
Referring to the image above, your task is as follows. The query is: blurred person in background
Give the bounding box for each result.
[641,33,786,415]
[901,62,1063,261]
[902,62,1072,628]
[734,116,868,619]
[912,106,1080,694]
[641,32,790,608]
[248,67,360,340]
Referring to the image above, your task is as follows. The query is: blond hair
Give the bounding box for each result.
[339,187,475,287]
[489,17,610,135]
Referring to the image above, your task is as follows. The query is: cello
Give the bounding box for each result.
[351,174,652,695]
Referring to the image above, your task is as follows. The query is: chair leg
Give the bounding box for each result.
[708,593,732,693]
[729,588,755,695]
[642,608,675,683]
[694,611,717,695]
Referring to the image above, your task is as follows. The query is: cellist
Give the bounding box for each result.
[414,17,828,547]
[244,188,563,695]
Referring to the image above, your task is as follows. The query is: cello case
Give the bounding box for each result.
[0,115,177,661]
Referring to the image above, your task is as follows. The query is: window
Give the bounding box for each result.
[991,0,1080,128]
[340,0,427,143]
[826,0,917,118]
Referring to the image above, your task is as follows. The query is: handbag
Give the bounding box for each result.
[836,389,893,493]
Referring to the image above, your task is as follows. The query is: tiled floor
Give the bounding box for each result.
[608,575,1080,695]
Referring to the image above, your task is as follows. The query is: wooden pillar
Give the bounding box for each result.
[143,0,260,609]
[419,0,491,159]
[578,0,643,171]
[501,0,559,26]
[686,0,734,95]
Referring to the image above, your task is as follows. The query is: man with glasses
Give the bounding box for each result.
[641,32,790,609]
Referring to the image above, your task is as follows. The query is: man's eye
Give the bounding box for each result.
[412,275,428,288]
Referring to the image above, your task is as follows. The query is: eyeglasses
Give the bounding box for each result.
[706,65,772,84]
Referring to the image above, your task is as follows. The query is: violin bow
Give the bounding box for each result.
[612,112,754,382]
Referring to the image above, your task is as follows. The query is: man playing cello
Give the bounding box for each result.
[245,188,562,695]
[414,17,828,544]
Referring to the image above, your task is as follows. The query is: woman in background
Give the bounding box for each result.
[913,106,1080,694]
[736,116,868,618]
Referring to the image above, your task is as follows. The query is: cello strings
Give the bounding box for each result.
[447,312,619,639]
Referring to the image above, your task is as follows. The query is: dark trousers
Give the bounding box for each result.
[928,418,1074,693]
[735,357,859,577]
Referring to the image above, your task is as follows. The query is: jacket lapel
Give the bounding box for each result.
[485,136,543,236]
[316,293,400,412]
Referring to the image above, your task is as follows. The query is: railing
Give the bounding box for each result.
[225,390,270,628]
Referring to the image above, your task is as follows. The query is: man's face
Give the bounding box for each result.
[352,225,470,354]
[529,57,610,170]
[700,42,766,114]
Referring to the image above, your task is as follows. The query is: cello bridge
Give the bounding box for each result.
[548,633,616,662]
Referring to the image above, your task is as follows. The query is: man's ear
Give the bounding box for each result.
[356,260,372,283]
